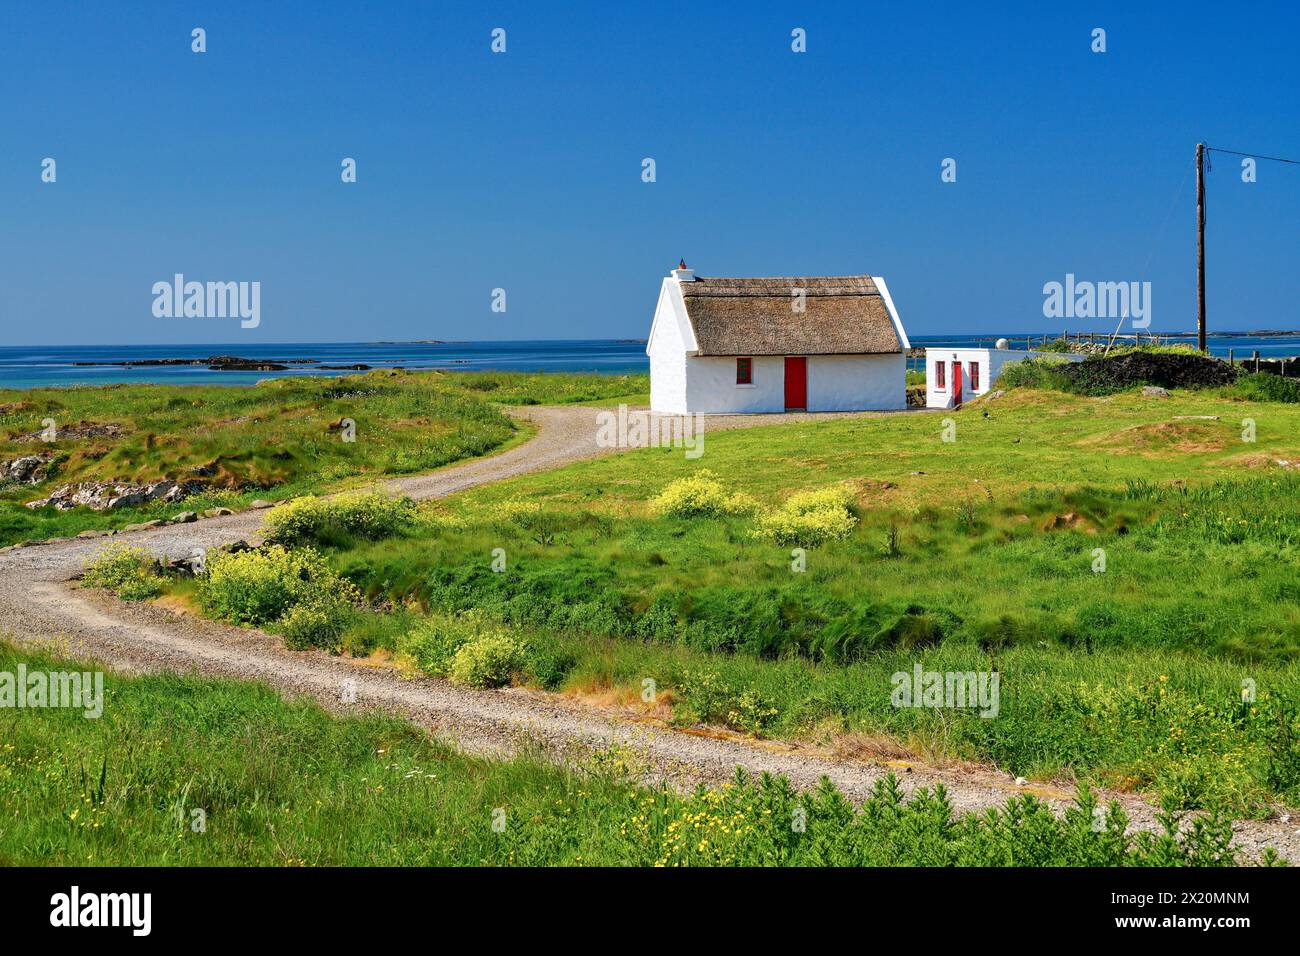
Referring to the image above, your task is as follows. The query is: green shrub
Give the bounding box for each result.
[997,356,1073,390]
[1225,372,1300,404]
[274,597,355,651]
[652,470,760,518]
[199,545,359,627]
[81,543,162,601]
[753,483,858,547]
[263,492,414,545]
[398,611,488,675]
[448,631,522,688]
[519,631,578,689]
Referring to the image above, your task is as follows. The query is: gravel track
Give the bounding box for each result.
[2,403,1296,863]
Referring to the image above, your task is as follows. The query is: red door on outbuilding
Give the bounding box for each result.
[784,357,807,410]
[952,360,963,407]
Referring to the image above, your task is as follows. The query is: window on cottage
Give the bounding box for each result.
[935,361,946,388]
[736,357,752,384]
[970,361,980,390]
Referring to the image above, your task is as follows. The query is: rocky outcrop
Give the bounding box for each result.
[3,452,54,484]
[25,479,204,511]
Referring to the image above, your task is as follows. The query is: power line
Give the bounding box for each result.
[1206,145,1300,166]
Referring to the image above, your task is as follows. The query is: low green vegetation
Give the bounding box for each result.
[0,370,647,547]
[0,642,1268,866]
[121,381,1300,816]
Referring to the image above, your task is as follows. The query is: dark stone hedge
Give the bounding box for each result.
[1059,351,1240,394]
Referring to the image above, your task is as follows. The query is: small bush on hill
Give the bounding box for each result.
[274,595,356,650]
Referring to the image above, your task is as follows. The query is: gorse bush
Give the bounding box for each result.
[263,492,415,545]
[651,470,759,518]
[81,543,162,601]
[199,545,360,648]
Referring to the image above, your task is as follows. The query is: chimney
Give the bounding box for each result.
[671,258,695,281]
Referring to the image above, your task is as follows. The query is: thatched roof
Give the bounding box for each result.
[679,276,902,356]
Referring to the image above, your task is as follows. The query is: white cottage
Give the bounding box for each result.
[647,264,910,414]
[923,346,1081,409]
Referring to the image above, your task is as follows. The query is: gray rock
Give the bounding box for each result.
[1141,386,1170,398]
[248,499,274,510]
[202,507,235,518]
[120,519,167,533]
[24,478,203,512]
[76,529,110,539]
[171,511,198,524]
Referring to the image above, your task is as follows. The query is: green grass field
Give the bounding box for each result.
[0,642,1261,866]
[135,385,1300,816]
[0,370,647,546]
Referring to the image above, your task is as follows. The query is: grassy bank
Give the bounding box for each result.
[0,370,647,546]
[0,642,1262,866]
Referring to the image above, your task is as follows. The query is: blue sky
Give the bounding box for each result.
[2,1,1298,345]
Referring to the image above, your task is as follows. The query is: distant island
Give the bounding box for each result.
[73,355,373,372]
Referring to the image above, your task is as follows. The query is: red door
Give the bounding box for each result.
[952,361,963,407]
[784,357,807,410]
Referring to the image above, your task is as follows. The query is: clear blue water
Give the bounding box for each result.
[2,335,1298,389]
[0,341,651,389]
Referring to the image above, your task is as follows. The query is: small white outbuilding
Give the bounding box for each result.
[647,264,910,414]
[923,347,1080,409]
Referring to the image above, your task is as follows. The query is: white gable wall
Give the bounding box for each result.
[646,279,694,414]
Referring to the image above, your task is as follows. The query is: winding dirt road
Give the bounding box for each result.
[2,404,1296,862]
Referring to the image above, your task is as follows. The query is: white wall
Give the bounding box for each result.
[686,355,785,412]
[807,353,906,411]
[684,353,905,413]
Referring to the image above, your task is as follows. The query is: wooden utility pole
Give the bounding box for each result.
[1196,143,1207,352]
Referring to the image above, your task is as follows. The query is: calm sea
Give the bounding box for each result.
[3,335,1299,389]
